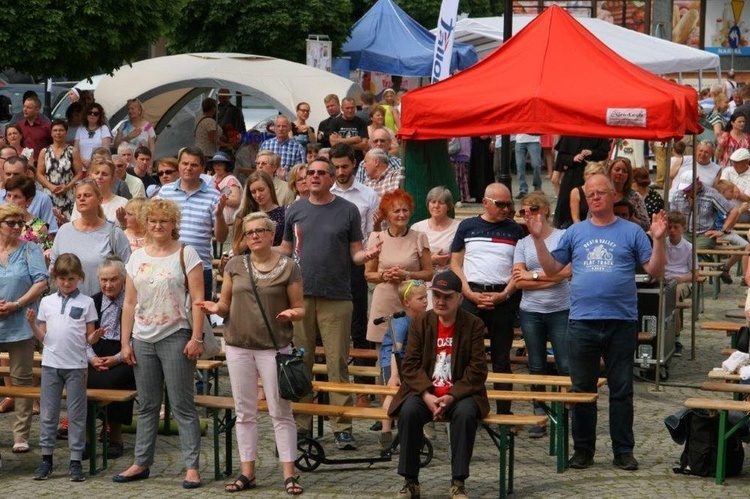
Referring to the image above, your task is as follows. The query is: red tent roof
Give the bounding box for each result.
[399,6,700,141]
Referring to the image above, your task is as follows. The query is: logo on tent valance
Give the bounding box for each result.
[606,108,647,128]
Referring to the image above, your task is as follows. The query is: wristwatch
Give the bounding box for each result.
[532,272,539,281]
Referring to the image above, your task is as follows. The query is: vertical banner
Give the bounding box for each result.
[431,0,460,83]
[306,38,332,72]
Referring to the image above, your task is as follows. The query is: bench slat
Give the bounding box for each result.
[707,370,742,381]
[0,386,136,403]
[685,397,750,412]
[701,381,750,395]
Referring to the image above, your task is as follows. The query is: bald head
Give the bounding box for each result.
[484,183,510,200]
[482,183,512,221]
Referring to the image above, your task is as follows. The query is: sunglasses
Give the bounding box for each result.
[1,220,24,228]
[88,111,100,116]
[307,169,331,177]
[244,228,272,238]
[158,170,177,176]
[518,205,541,217]
[484,196,513,209]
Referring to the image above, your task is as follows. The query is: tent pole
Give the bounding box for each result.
[653,139,673,390]
[498,0,514,193]
[690,134,697,361]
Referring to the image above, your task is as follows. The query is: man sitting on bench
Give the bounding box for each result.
[388,270,489,499]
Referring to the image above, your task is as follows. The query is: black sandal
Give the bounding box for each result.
[225,474,256,493]
[284,475,304,495]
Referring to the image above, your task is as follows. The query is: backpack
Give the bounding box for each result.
[673,410,745,477]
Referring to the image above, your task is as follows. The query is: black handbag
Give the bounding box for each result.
[245,255,312,402]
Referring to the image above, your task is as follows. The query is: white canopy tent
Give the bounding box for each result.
[442,16,721,76]
[95,53,361,135]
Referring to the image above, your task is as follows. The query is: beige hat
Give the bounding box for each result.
[730,148,750,162]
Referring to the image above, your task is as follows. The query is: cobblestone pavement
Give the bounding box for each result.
[1,175,748,498]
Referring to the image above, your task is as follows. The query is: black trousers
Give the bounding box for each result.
[398,394,480,481]
[350,264,374,383]
[462,295,517,414]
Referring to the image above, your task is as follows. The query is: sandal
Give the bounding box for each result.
[225,474,256,493]
[0,397,15,413]
[284,475,304,495]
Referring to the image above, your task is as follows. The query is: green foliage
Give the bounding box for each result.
[0,0,178,79]
[352,0,498,30]
[167,0,353,62]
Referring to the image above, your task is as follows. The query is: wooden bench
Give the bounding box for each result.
[194,394,545,498]
[0,366,43,377]
[0,351,43,362]
[314,346,379,361]
[707,369,742,382]
[0,386,136,475]
[701,321,745,349]
[701,381,750,399]
[683,397,750,485]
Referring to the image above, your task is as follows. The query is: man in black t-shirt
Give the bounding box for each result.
[329,97,369,164]
[316,93,341,148]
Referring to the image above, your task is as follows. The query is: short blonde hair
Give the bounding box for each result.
[139,199,181,241]
[584,161,606,177]
[0,203,25,221]
[242,211,276,233]
[520,191,551,220]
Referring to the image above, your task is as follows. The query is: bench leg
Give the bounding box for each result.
[88,400,98,476]
[212,407,221,480]
[716,410,727,485]
[225,408,234,478]
[483,424,511,499]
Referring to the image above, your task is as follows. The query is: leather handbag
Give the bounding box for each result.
[180,245,221,359]
[245,255,311,402]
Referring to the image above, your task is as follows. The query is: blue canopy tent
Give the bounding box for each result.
[343,0,478,77]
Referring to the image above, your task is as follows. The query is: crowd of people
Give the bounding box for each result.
[0,75,746,499]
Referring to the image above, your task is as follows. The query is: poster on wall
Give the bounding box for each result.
[306,39,332,72]
[703,0,750,55]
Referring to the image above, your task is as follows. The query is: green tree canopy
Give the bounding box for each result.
[0,0,178,79]
[167,0,353,62]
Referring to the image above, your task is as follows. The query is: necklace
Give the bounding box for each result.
[387,227,408,237]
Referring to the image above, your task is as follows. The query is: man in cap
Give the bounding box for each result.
[388,270,489,499]
[216,88,246,136]
[720,147,750,222]
[670,173,741,283]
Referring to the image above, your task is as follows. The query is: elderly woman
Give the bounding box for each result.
[605,157,649,230]
[512,192,571,438]
[70,160,128,224]
[37,119,83,217]
[365,189,433,346]
[232,171,285,253]
[87,256,136,459]
[410,186,460,273]
[114,98,156,152]
[75,103,112,168]
[115,199,205,488]
[368,105,387,140]
[569,162,605,224]
[0,203,48,452]
[198,212,305,494]
[287,163,309,200]
[50,181,131,297]
[4,175,55,249]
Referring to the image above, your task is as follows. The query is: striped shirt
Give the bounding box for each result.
[260,137,305,176]
[355,155,402,184]
[156,179,219,269]
[450,216,525,285]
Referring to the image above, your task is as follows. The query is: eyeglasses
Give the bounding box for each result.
[0,156,15,161]
[298,108,310,113]
[584,190,613,200]
[295,176,307,182]
[158,170,177,176]
[518,205,541,217]
[88,111,100,116]
[88,130,96,139]
[307,169,331,177]
[1,220,24,228]
[484,197,513,209]
[244,228,272,238]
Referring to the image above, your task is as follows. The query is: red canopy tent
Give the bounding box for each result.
[399,5,700,141]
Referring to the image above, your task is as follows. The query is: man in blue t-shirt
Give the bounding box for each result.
[527,173,667,472]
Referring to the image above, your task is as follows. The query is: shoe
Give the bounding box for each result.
[673,342,683,358]
[568,449,594,469]
[182,479,202,489]
[112,467,150,483]
[528,424,547,438]
[334,431,357,450]
[356,394,370,407]
[12,439,29,453]
[613,452,639,470]
[423,421,437,439]
[0,397,14,413]
[225,474,256,493]
[33,460,53,480]
[69,460,85,482]
[742,278,748,287]
[98,423,111,442]
[397,480,420,498]
[370,421,383,431]
[450,479,469,499]
[284,475,304,495]
[107,441,124,459]
[515,191,527,199]
[720,266,733,284]
[57,417,69,439]
[379,431,393,450]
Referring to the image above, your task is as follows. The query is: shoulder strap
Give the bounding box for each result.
[108,222,117,256]
[194,116,210,136]
[179,243,187,289]
[244,254,280,351]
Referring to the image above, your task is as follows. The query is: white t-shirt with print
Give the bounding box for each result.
[38,291,98,369]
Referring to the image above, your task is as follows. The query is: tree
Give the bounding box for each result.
[352,0,497,30]
[0,0,178,80]
[167,0,353,63]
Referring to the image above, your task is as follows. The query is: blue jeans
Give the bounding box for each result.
[566,319,637,456]
[515,141,542,193]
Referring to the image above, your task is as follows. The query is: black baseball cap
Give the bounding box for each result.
[429,270,462,294]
